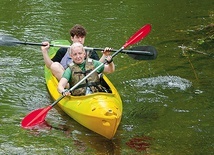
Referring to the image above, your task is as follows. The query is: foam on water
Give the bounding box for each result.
[125,75,192,91]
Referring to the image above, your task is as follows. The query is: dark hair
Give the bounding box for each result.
[69,24,87,37]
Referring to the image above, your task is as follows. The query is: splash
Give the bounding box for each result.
[126,75,192,90]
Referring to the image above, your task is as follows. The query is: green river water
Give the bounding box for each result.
[0,0,213,154]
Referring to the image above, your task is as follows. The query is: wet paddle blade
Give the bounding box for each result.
[128,46,158,60]
[123,24,151,48]
[21,106,52,128]
[0,35,20,46]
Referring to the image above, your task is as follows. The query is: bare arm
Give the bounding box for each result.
[41,41,53,69]
[57,77,69,94]
[103,56,115,73]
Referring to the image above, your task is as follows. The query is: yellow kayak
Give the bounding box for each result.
[44,40,123,139]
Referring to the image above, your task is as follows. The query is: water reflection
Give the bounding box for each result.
[126,135,153,152]
[22,114,122,154]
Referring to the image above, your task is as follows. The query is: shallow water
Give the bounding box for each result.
[0,0,213,154]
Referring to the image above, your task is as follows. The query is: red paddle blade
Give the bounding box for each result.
[21,106,52,128]
[123,24,151,48]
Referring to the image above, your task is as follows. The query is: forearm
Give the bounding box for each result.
[108,62,115,73]
[57,78,68,93]
[57,85,64,94]
[41,42,53,69]
[104,62,115,73]
[42,50,53,69]
[99,54,106,63]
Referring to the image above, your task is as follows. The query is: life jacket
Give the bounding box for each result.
[69,58,107,96]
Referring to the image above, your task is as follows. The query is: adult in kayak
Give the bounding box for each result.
[41,24,108,81]
[57,42,115,96]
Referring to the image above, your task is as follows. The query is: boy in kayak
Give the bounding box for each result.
[57,42,114,96]
[41,24,109,81]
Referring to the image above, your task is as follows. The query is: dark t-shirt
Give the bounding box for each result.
[51,47,100,62]
[51,47,67,62]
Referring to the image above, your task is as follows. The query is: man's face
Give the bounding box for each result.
[71,35,85,44]
[70,46,86,64]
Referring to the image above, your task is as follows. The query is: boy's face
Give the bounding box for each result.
[71,35,85,45]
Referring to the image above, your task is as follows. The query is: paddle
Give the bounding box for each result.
[88,46,157,60]
[21,24,152,128]
[0,34,157,60]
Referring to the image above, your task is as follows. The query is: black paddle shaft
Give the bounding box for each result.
[11,40,154,56]
[0,35,157,60]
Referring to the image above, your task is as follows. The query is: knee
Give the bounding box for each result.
[50,62,61,71]
[50,62,64,81]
